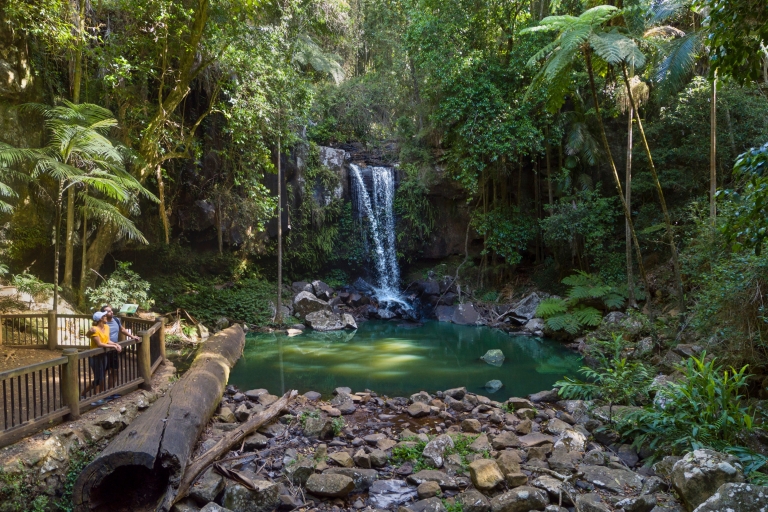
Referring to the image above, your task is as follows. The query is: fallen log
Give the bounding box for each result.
[72,324,246,512]
[166,389,297,509]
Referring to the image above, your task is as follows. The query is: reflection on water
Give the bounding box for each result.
[229,320,582,399]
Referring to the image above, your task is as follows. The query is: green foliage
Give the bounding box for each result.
[86,262,154,310]
[536,272,628,334]
[394,164,435,262]
[618,354,754,455]
[391,437,431,471]
[721,142,768,255]
[724,446,768,485]
[11,272,55,307]
[298,410,320,429]
[57,446,96,512]
[472,206,535,266]
[331,417,345,437]
[442,499,461,512]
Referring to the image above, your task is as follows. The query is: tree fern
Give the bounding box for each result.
[536,297,568,317]
[572,305,602,327]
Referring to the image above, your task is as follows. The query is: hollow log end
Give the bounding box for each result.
[73,452,158,512]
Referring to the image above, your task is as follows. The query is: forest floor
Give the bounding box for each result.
[0,346,62,372]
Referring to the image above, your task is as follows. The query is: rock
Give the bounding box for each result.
[670,449,745,511]
[312,280,334,301]
[452,303,480,325]
[285,457,315,485]
[259,393,279,406]
[305,310,357,331]
[506,397,534,410]
[469,459,504,491]
[243,432,268,451]
[417,481,442,499]
[496,451,522,476]
[435,305,456,322]
[481,349,505,367]
[365,433,388,445]
[653,456,683,478]
[505,473,528,488]
[215,317,230,330]
[603,311,627,325]
[328,451,354,467]
[616,494,656,512]
[532,475,572,505]
[324,468,378,491]
[303,417,333,439]
[508,293,542,322]
[529,389,559,403]
[575,493,611,512]
[407,470,460,489]
[411,391,432,404]
[303,391,322,401]
[378,438,398,451]
[489,486,548,512]
[422,434,455,468]
[518,433,555,447]
[353,449,371,468]
[579,465,644,494]
[554,429,587,453]
[369,479,418,509]
[547,446,581,473]
[293,291,331,319]
[617,444,639,467]
[217,407,236,423]
[458,489,491,512]
[370,449,389,467]
[331,392,357,415]
[410,497,448,512]
[172,499,203,512]
[234,404,251,422]
[189,467,225,505]
[200,504,232,512]
[672,344,703,358]
[245,388,268,400]
[470,434,492,453]
[635,337,654,357]
[292,281,313,294]
[692,482,768,512]
[444,387,467,400]
[222,479,280,512]
[334,386,352,395]
[491,431,521,450]
[305,473,355,497]
[484,380,503,393]
[544,418,570,435]
[462,419,483,433]
[407,402,431,417]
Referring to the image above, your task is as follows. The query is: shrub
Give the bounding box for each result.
[618,354,754,455]
[11,272,55,308]
[85,262,154,310]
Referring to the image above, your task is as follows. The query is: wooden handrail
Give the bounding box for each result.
[0,356,67,381]
[137,321,163,337]
[0,313,49,319]
[77,338,141,359]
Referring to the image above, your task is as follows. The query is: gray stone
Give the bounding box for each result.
[410,497,448,512]
[172,499,202,512]
[544,418,570,435]
[579,464,644,493]
[524,318,546,332]
[481,349,505,367]
[458,490,491,512]
[407,470,460,489]
[293,291,331,319]
[469,459,504,491]
[243,432,268,451]
[244,388,268,400]
[189,467,225,505]
[292,281,313,294]
[200,504,233,512]
[411,391,432,404]
[324,467,378,491]
[511,293,542,322]
[422,434,455,468]
[234,404,251,423]
[496,450,522,476]
[692,482,768,512]
[369,479,418,509]
[417,481,442,499]
[334,386,352,395]
[444,387,467,400]
[616,494,657,512]
[330,392,357,415]
[435,305,455,322]
[217,407,236,423]
[328,451,354,467]
[529,389,559,403]
[603,311,627,325]
[469,434,492,453]
[670,449,745,511]
[305,310,357,331]
[485,380,503,393]
[305,473,355,497]
[354,449,371,468]
[303,390,322,401]
[491,431,521,450]
[222,479,280,512]
[370,449,389,467]
[575,493,611,512]
[303,417,333,439]
[407,402,431,417]
[462,418,483,433]
[506,397,534,410]
[311,280,334,301]
[518,433,555,447]
[489,486,548,512]
[285,457,315,485]
[617,444,639,467]
[532,475,572,505]
[452,303,480,325]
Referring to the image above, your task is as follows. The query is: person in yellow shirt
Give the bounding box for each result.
[82,311,123,405]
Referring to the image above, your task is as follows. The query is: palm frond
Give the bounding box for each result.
[654,32,701,96]
[81,195,148,244]
[650,0,688,25]
[293,34,345,84]
[589,32,646,68]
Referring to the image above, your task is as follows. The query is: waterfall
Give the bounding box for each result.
[350,164,404,304]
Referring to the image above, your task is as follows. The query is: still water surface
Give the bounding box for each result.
[229,320,581,399]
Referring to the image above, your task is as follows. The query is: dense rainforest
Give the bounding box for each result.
[2,0,768,494]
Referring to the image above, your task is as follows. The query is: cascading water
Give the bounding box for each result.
[350,164,407,306]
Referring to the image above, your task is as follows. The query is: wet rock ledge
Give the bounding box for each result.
[174,386,766,512]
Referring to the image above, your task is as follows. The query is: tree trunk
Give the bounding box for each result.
[625,107,636,308]
[53,182,63,312]
[710,74,717,224]
[216,194,223,255]
[78,198,88,309]
[157,164,170,244]
[545,127,553,207]
[276,137,283,324]
[73,325,246,512]
[83,223,119,290]
[621,65,683,312]
[584,50,651,305]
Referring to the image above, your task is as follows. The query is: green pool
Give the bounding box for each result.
[229,320,582,399]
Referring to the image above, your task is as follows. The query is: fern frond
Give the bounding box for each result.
[536,297,568,318]
[572,306,602,327]
[546,313,581,334]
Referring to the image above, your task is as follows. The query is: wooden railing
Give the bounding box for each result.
[0,313,166,447]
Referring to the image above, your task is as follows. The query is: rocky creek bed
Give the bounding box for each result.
[173,385,766,512]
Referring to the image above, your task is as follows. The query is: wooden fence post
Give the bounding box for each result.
[158,317,167,363]
[47,310,57,350]
[138,333,152,391]
[0,313,3,346]
[62,348,80,420]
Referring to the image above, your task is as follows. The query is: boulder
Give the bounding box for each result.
[305,310,357,331]
[305,473,355,497]
[457,489,491,512]
[532,475,572,505]
[302,417,333,439]
[330,392,357,415]
[422,434,455,468]
[243,432,268,451]
[461,419,482,433]
[603,311,626,325]
[524,318,545,333]
[670,449,745,511]
[510,293,542,322]
[574,493,611,512]
[491,431,521,450]
[469,459,504,491]
[311,280,334,301]
[324,468,378,491]
[410,497,448,512]
[419,280,441,296]
[469,434,492,453]
[435,305,455,322]
[293,291,331,318]
[692,482,768,512]
[222,479,280,512]
[292,281,313,294]
[188,467,225,505]
[452,303,480,325]
[444,387,467,400]
[485,380,503,393]
[407,470,460,489]
[615,494,656,512]
[369,479,418,509]
[407,402,431,418]
[529,389,559,403]
[579,465,644,494]
[284,457,315,485]
[496,451,522,476]
[328,451,354,467]
[489,486,548,512]
[481,349,505,367]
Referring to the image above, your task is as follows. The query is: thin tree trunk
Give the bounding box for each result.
[620,66,683,311]
[584,50,651,308]
[157,164,169,244]
[79,197,88,308]
[64,0,87,290]
[276,137,283,324]
[53,182,63,312]
[625,107,636,308]
[545,127,553,207]
[217,195,223,255]
[710,74,717,224]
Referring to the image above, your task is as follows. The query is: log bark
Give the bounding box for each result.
[72,324,245,511]
[167,389,298,509]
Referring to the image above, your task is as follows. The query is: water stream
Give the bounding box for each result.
[229,321,582,399]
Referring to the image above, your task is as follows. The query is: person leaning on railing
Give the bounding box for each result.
[81,311,123,406]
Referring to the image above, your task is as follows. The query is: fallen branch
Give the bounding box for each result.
[167,389,298,508]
